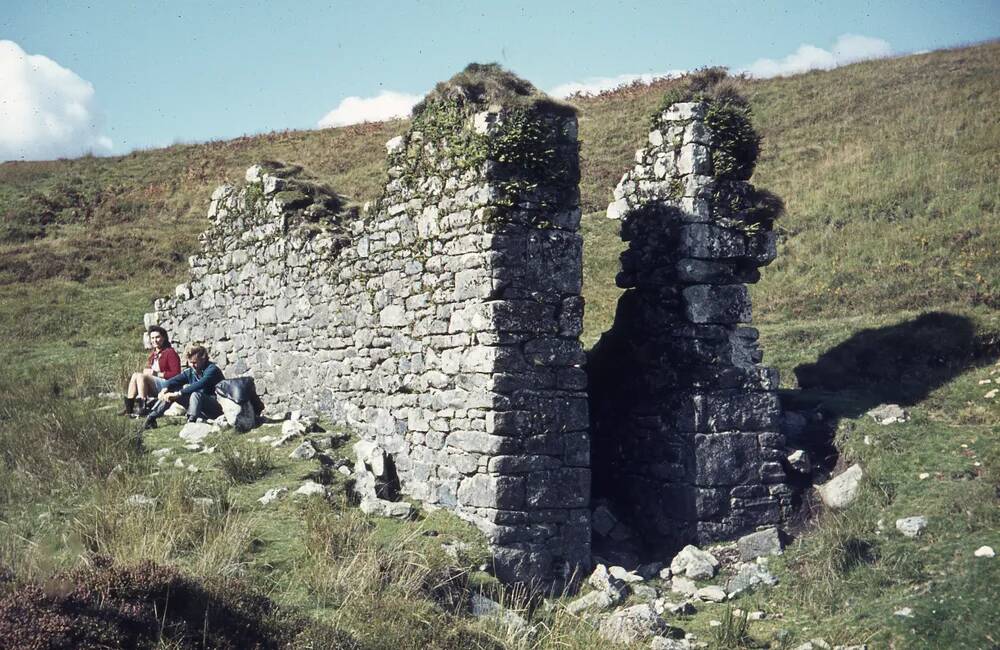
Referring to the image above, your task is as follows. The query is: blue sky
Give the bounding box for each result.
[1,0,997,161]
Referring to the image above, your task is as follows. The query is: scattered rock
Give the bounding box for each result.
[151,448,172,458]
[725,562,778,596]
[609,565,644,583]
[173,458,186,468]
[359,496,412,519]
[816,464,863,509]
[654,598,695,616]
[469,593,527,631]
[670,545,719,579]
[747,610,766,621]
[589,564,629,598]
[670,576,697,597]
[441,541,471,562]
[631,584,659,601]
[918,472,930,480]
[658,566,673,580]
[337,465,352,476]
[258,487,287,505]
[184,443,202,451]
[737,528,783,561]
[695,586,727,602]
[294,480,327,497]
[164,402,187,417]
[566,589,618,615]
[125,494,156,507]
[894,607,914,618]
[787,449,811,474]
[973,545,995,558]
[867,404,908,425]
[650,638,693,650]
[289,440,317,460]
[895,516,927,538]
[598,603,671,644]
[192,497,214,508]
[179,421,219,444]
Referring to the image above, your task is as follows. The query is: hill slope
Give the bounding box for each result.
[1,42,998,649]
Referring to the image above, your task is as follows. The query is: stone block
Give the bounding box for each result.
[458,474,525,509]
[683,284,751,323]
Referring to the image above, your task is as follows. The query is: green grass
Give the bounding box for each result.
[1,41,999,648]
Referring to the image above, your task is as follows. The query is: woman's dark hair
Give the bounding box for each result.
[147,325,170,345]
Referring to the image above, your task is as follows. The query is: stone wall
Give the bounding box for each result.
[589,100,792,553]
[146,72,590,585]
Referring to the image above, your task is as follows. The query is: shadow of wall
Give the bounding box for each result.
[783,312,998,477]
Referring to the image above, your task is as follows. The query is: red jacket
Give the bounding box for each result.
[148,347,181,379]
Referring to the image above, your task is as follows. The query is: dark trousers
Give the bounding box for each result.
[148,391,222,422]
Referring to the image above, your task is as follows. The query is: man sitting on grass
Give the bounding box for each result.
[143,344,225,429]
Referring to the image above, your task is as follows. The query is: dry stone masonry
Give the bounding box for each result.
[146,67,792,585]
[147,67,590,586]
[589,97,792,553]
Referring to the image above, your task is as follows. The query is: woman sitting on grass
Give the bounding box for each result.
[122,326,181,416]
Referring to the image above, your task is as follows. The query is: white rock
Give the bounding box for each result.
[670,576,697,596]
[359,496,412,518]
[816,464,863,509]
[670,544,719,579]
[258,487,287,505]
[895,516,927,538]
[151,448,172,458]
[179,421,219,444]
[192,497,214,508]
[894,607,914,617]
[173,458,186,468]
[787,449,811,474]
[289,441,317,460]
[648,130,664,147]
[125,494,156,507]
[566,589,617,615]
[695,585,727,602]
[973,545,995,558]
[606,197,630,220]
[184,443,202,451]
[469,593,526,630]
[385,135,405,154]
[294,480,327,497]
[867,403,908,425]
[588,563,628,597]
[609,565,644,583]
[650,638,694,650]
[598,603,669,644]
[164,402,187,417]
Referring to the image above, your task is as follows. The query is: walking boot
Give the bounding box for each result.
[121,397,135,416]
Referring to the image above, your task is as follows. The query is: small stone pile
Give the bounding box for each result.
[590,96,792,549]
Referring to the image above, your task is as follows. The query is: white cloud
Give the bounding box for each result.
[317,90,421,128]
[548,71,684,99]
[0,40,113,161]
[744,34,892,78]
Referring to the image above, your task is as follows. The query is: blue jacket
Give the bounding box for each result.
[164,362,224,397]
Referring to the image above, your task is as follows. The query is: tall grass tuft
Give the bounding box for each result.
[216,441,274,484]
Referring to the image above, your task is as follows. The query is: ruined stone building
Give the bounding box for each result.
[147,66,790,585]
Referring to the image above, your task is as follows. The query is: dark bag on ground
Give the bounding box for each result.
[215,377,265,432]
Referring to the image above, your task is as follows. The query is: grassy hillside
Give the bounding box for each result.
[1,42,998,649]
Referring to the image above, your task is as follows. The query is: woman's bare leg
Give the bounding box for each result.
[127,373,141,399]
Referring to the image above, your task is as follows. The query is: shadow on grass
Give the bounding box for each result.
[783,311,1000,475]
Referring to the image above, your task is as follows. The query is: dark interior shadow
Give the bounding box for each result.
[781,311,998,481]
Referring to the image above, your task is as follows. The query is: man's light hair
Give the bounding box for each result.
[185,344,208,360]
